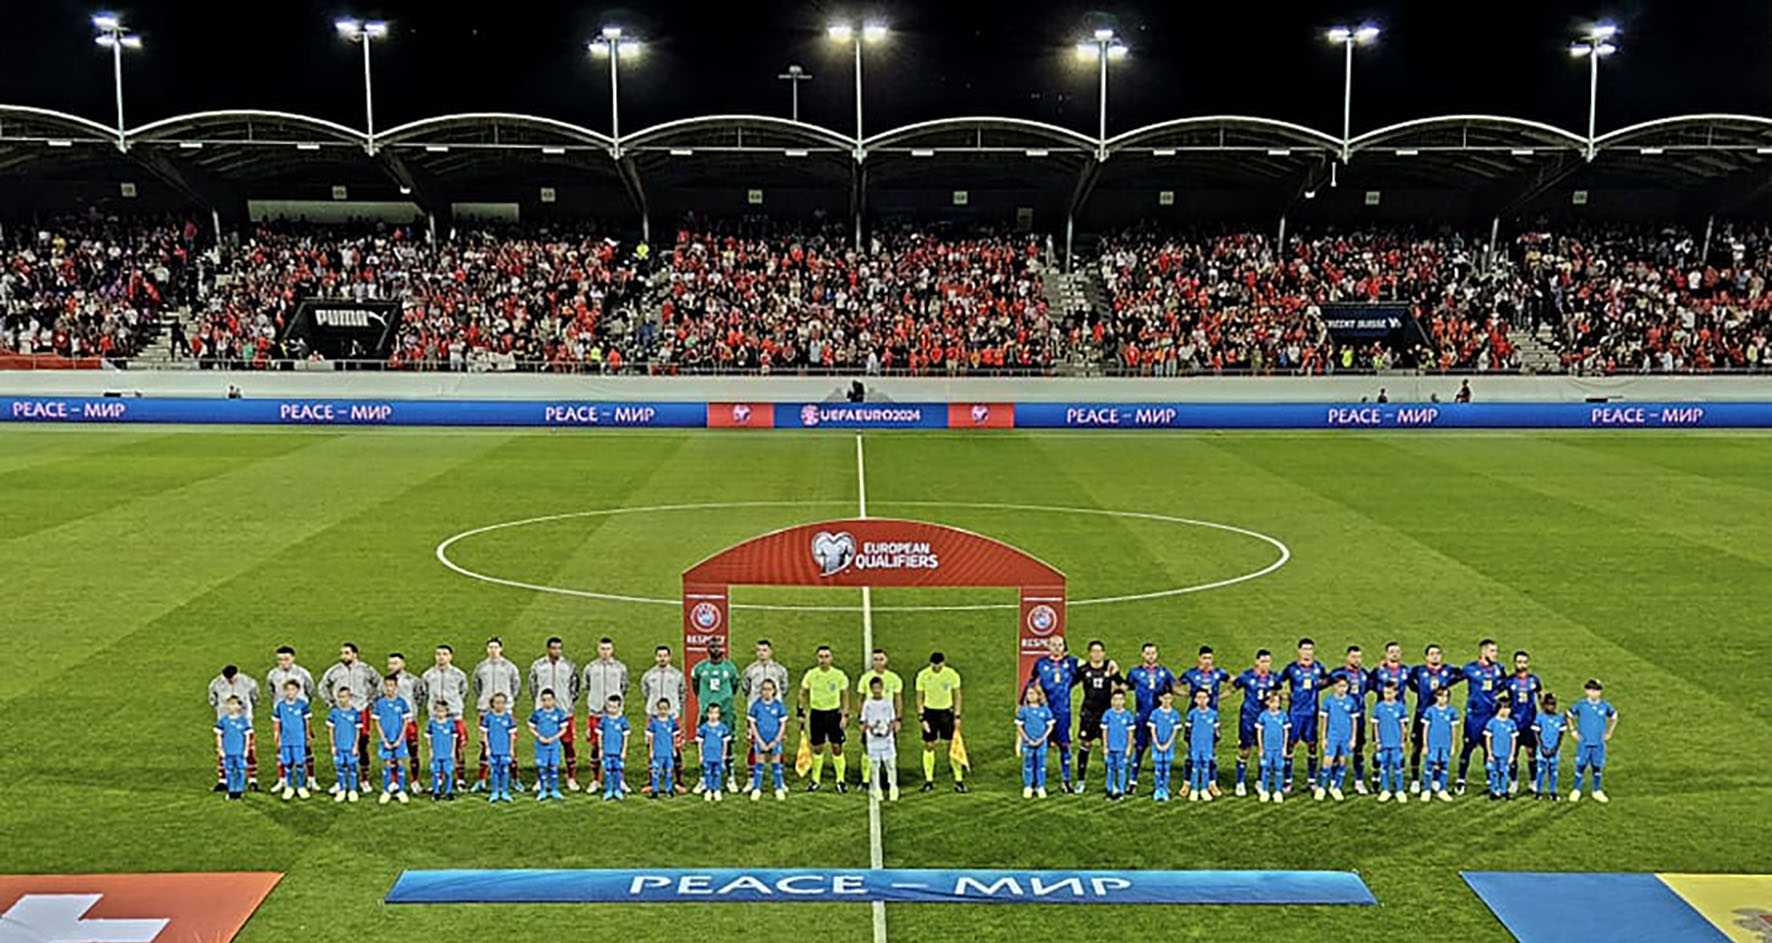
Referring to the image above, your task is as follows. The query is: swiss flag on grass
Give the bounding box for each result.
[0,872,280,943]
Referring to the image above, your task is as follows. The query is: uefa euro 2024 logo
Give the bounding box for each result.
[811,531,857,576]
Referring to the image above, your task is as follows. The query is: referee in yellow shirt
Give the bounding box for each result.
[799,645,851,793]
[856,649,904,789]
[914,651,967,793]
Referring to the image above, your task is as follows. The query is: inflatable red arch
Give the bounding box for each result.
[681,518,1066,718]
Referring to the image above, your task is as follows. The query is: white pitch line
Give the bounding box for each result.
[858,433,887,943]
[434,501,1291,612]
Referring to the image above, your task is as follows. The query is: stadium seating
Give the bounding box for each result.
[0,214,197,363]
[8,215,1772,374]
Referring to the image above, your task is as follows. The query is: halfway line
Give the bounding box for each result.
[857,432,886,943]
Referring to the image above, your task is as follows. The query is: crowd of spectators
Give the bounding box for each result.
[193,223,646,372]
[8,214,1772,376]
[1505,223,1772,374]
[0,214,197,362]
[654,221,1055,374]
[1090,225,1517,375]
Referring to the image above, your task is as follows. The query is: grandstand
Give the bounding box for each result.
[6,107,1772,375]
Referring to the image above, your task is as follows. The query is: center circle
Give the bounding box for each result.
[434,501,1291,612]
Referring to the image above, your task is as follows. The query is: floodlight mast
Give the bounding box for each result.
[335,18,388,149]
[1326,23,1379,161]
[1077,28,1128,158]
[828,22,886,150]
[1570,22,1619,159]
[92,12,141,149]
[589,26,643,156]
[778,64,812,121]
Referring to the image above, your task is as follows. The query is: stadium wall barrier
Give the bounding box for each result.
[3,396,1769,428]
[3,370,1772,403]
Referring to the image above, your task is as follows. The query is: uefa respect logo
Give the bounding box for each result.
[691,601,723,631]
[1025,604,1058,635]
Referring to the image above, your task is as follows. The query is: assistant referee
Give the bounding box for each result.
[914,652,966,793]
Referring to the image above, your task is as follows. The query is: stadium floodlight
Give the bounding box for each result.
[828,21,888,145]
[1570,22,1620,157]
[1326,23,1379,160]
[1077,28,1127,152]
[587,26,643,151]
[335,17,388,147]
[777,64,813,121]
[91,12,140,150]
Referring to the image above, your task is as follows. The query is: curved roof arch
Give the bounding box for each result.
[1107,115,1341,153]
[0,105,117,141]
[864,116,1096,152]
[375,112,613,149]
[126,110,367,145]
[624,114,852,151]
[1349,114,1587,152]
[1594,113,1772,149]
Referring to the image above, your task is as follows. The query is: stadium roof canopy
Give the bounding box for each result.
[5,105,1772,225]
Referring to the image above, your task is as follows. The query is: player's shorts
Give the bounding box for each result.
[1020,743,1047,758]
[867,743,897,762]
[1287,710,1318,745]
[1134,711,1154,749]
[1238,714,1261,749]
[278,745,307,765]
[380,743,409,761]
[1426,745,1451,764]
[1323,738,1352,760]
[1463,711,1495,743]
[333,750,356,769]
[431,758,454,774]
[535,744,561,766]
[1376,746,1403,766]
[809,708,845,746]
[1189,749,1215,765]
[1152,749,1173,765]
[920,708,955,743]
[1077,706,1106,742]
[1047,709,1072,747]
[1259,752,1285,770]
[1576,743,1606,768]
[650,756,673,771]
[1486,756,1508,773]
[489,752,514,767]
[1513,725,1538,754]
[403,719,418,741]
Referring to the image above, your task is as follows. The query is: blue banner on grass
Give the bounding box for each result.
[1011,401,1767,429]
[0,397,707,427]
[386,868,1375,905]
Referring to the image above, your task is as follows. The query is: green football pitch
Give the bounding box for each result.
[2,425,1768,942]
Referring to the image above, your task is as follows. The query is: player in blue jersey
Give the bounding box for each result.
[1231,649,1282,797]
[1148,689,1181,802]
[271,681,312,801]
[1124,642,1177,794]
[1406,644,1460,793]
[214,696,254,801]
[1280,638,1329,794]
[373,674,413,804]
[1421,686,1459,801]
[327,687,362,802]
[1531,693,1566,800]
[1015,685,1055,799]
[1100,690,1135,800]
[1455,638,1505,795]
[1504,651,1544,795]
[1027,637,1081,793]
[698,703,732,802]
[426,702,457,801]
[1330,645,1373,794]
[481,692,518,803]
[1568,679,1618,803]
[1255,692,1290,802]
[1315,674,1358,801]
[1370,682,1409,803]
[528,688,569,801]
[1181,646,1231,797]
[747,680,788,801]
[647,698,679,799]
[598,695,631,801]
[1185,689,1218,802]
[1483,699,1518,800]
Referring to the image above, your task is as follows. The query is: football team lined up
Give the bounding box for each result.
[207,633,1618,806]
[207,637,968,804]
[1018,636,1618,804]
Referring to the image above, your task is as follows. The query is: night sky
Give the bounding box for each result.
[4,0,1770,140]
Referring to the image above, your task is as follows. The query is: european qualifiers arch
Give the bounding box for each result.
[681,518,1066,719]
